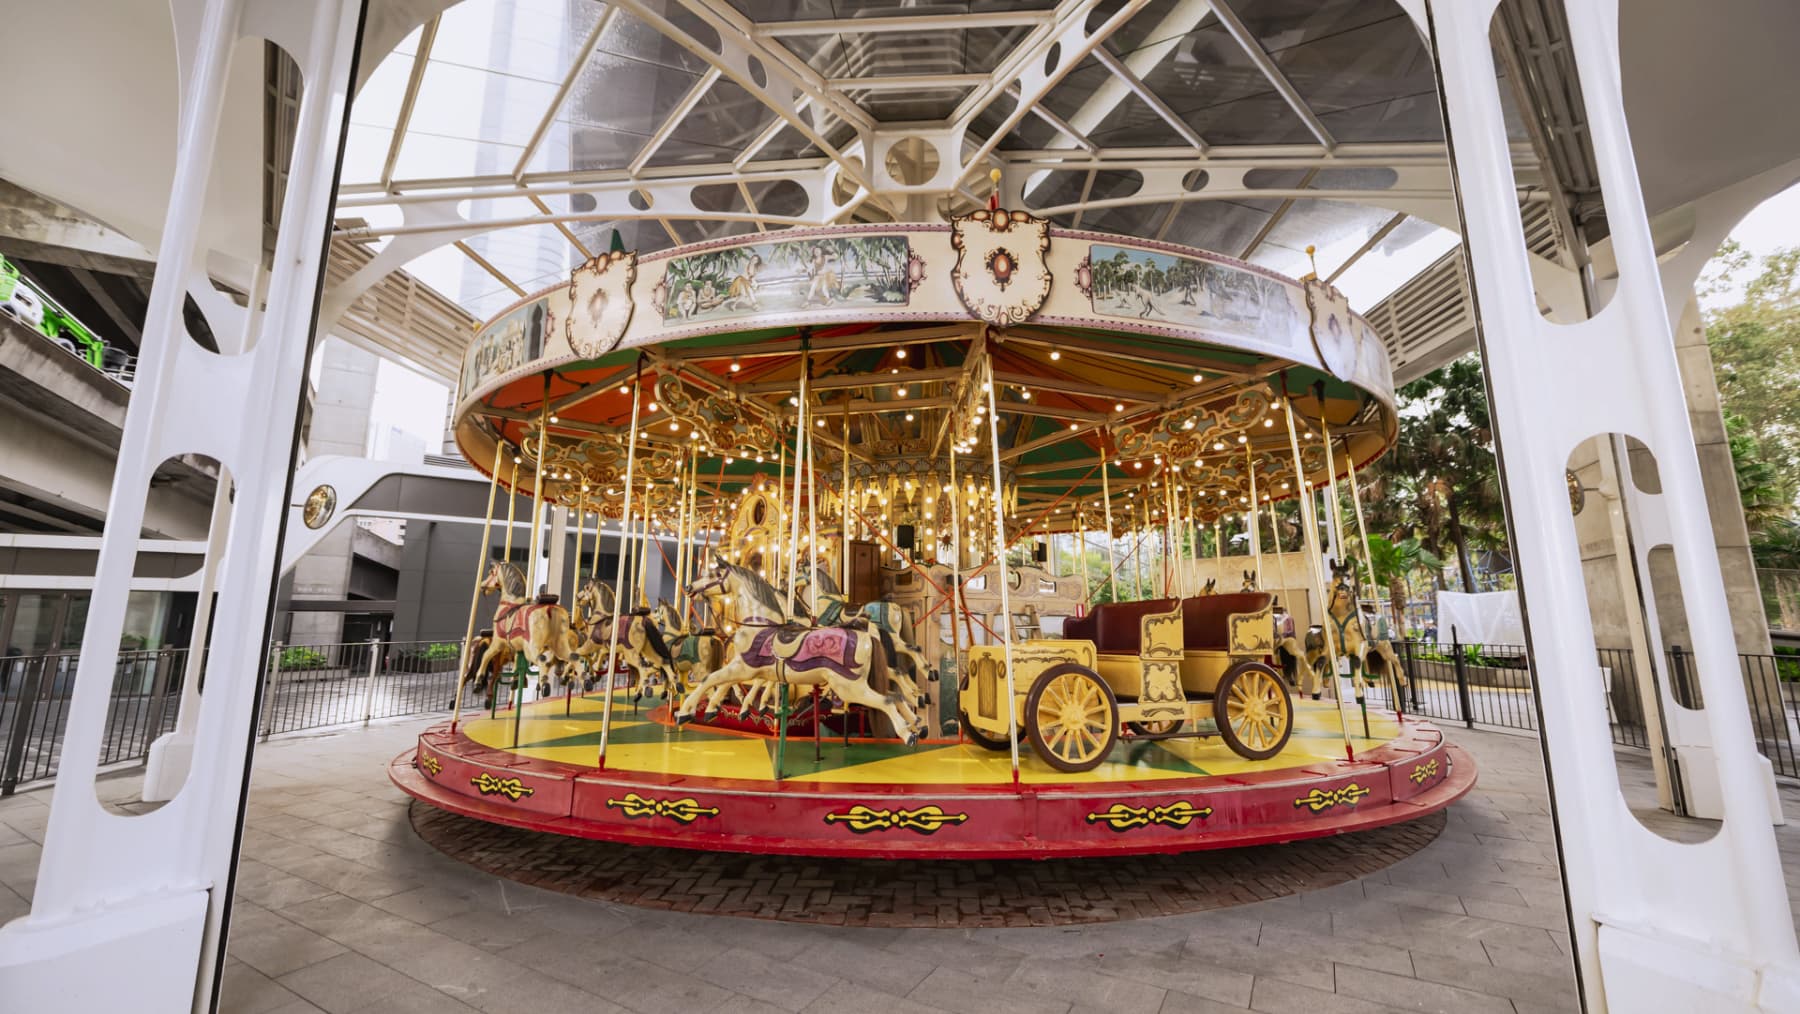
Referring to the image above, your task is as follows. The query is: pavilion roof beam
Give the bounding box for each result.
[1237,168,1317,261]
[1091,45,1209,154]
[1207,0,1335,151]
[1326,212,1408,284]
[758,10,1057,37]
[623,0,874,189]
[630,67,723,176]
[338,164,826,210]
[512,9,613,181]
[380,15,438,191]
[830,74,988,93]
[1014,0,1216,201]
[956,0,1150,189]
[992,370,1159,405]
[1004,84,1097,153]
[453,240,526,297]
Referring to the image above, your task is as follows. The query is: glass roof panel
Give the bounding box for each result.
[1234,0,1401,53]
[1160,200,1280,256]
[725,0,1055,22]
[1256,198,1397,278]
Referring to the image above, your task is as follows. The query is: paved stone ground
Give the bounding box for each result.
[0,719,1792,1013]
[410,803,1445,927]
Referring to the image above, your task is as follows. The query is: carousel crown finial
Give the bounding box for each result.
[988,167,1002,211]
[1302,244,1319,282]
[609,228,626,254]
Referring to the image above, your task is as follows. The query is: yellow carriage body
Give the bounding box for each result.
[961,595,1292,771]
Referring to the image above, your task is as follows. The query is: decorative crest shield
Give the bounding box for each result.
[950,209,1050,327]
[565,249,636,359]
[1302,277,1358,381]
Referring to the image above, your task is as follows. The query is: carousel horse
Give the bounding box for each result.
[466,560,578,698]
[793,564,933,708]
[1301,561,1409,701]
[649,598,721,693]
[572,579,677,700]
[675,555,925,743]
[458,628,516,708]
[1241,569,1258,592]
[1200,577,1218,595]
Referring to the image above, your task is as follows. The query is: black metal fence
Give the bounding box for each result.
[0,639,465,795]
[1389,637,1800,780]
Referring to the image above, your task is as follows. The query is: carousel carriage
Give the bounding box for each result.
[962,591,1292,772]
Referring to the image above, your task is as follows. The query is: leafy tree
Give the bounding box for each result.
[1704,243,1800,572]
[1361,356,1506,592]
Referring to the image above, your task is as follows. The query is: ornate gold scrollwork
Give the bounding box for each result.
[1293,783,1372,813]
[605,792,721,824]
[1084,801,1213,832]
[470,773,535,801]
[823,804,969,835]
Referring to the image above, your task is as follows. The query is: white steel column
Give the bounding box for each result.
[0,0,366,1010]
[1422,0,1800,1010]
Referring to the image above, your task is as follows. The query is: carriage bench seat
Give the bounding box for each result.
[1180,592,1272,652]
[1062,598,1178,655]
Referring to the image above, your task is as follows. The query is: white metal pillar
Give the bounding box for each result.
[1421,0,1800,1009]
[0,0,367,1010]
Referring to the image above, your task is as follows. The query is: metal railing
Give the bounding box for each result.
[0,639,466,795]
[1389,637,1800,780]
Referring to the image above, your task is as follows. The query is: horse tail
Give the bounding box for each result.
[462,636,489,688]
[641,616,672,662]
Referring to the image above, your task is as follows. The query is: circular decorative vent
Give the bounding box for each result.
[302,484,337,530]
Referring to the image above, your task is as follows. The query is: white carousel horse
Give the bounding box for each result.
[649,598,721,694]
[464,560,578,699]
[792,563,932,709]
[1302,560,1409,701]
[675,555,924,743]
[572,579,677,700]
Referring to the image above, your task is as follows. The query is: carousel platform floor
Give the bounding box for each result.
[391,693,1474,858]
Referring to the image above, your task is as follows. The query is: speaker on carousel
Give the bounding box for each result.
[895,524,916,549]
[1034,541,1048,563]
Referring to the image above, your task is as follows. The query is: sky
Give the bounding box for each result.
[361,185,1799,457]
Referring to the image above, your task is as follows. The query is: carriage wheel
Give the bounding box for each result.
[1126,719,1184,736]
[1025,664,1118,773]
[1213,661,1293,761]
[958,708,1013,751]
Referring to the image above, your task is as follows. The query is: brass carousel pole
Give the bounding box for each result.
[636,469,652,608]
[1341,436,1398,714]
[947,444,969,727]
[1100,450,1118,601]
[1283,387,1356,761]
[1077,523,1091,605]
[450,438,506,730]
[1314,395,1369,735]
[841,401,852,593]
[520,377,552,713]
[599,357,646,770]
[784,349,809,619]
[982,369,1023,785]
[567,485,586,715]
[1246,445,1264,590]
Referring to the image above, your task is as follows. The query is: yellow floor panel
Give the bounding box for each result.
[455,694,1411,787]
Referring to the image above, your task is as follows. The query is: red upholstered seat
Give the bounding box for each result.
[1065,599,1178,654]
[1180,592,1272,651]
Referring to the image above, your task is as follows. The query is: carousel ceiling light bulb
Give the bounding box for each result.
[1050,350,1061,360]
[896,348,907,359]
[1264,419,1274,428]
[1213,441,1225,451]
[513,455,522,464]
[620,385,630,394]
[548,414,559,423]
[896,387,907,397]
[1020,390,1030,400]
[905,412,915,421]
[1114,403,1125,412]
[670,422,680,431]
[1237,435,1247,444]
[1192,373,1204,382]
[729,361,741,372]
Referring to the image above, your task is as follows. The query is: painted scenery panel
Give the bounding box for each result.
[462,296,547,401]
[1085,245,1307,348]
[659,234,913,326]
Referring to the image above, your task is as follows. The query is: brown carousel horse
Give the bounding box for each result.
[1302,560,1408,701]
[675,555,925,743]
[571,578,676,700]
[464,560,578,700]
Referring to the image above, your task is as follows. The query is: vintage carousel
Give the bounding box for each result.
[390,199,1474,858]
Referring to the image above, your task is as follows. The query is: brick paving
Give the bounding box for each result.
[410,802,1445,927]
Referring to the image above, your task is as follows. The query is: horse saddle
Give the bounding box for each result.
[628,606,652,617]
[477,628,494,638]
[535,592,561,606]
[744,625,861,678]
